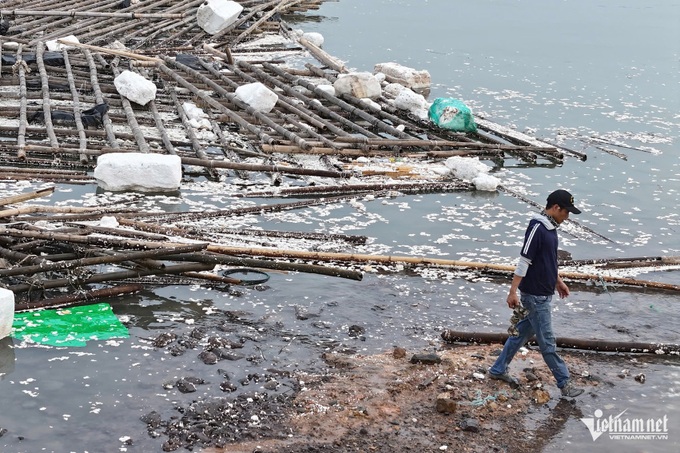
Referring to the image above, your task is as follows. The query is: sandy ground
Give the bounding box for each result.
[203,343,606,453]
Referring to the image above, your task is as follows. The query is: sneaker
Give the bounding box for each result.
[560,380,584,398]
[488,371,520,388]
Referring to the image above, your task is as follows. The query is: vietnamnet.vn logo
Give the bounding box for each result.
[581,409,669,441]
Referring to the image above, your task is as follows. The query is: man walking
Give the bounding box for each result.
[489,189,584,398]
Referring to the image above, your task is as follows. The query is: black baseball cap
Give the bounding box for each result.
[547,189,581,214]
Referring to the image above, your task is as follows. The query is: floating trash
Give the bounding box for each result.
[12,303,129,347]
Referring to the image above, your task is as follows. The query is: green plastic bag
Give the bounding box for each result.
[12,303,129,347]
[428,98,477,132]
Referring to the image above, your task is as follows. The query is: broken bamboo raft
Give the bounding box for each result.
[441,330,680,355]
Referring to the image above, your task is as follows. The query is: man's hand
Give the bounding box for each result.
[556,279,570,299]
[507,291,520,309]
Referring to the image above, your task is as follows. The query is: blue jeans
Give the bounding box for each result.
[490,293,570,388]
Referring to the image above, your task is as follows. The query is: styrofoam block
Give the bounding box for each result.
[374,62,431,91]
[197,0,244,35]
[234,82,278,113]
[333,72,382,100]
[113,70,157,106]
[94,153,182,192]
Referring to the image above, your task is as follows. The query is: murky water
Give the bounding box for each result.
[291,0,680,451]
[1,0,679,451]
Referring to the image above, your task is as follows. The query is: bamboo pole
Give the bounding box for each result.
[16,44,28,160]
[9,262,215,293]
[35,41,60,149]
[63,48,89,163]
[163,252,363,281]
[0,243,207,278]
[116,217,367,245]
[0,186,55,207]
[0,227,204,250]
[166,87,218,179]
[58,40,161,63]
[440,330,680,355]
[82,48,119,148]
[15,284,144,312]
[260,144,505,158]
[0,205,132,219]
[204,245,680,292]
[240,181,472,198]
[2,9,185,19]
[210,120,249,180]
[179,156,350,179]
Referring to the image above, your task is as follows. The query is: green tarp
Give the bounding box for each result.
[12,303,129,347]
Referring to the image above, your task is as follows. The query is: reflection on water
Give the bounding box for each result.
[0,336,15,380]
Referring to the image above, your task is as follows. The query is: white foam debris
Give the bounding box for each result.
[359,98,381,111]
[472,173,500,191]
[315,84,335,96]
[183,102,211,129]
[445,156,491,181]
[374,62,431,91]
[94,153,182,192]
[301,31,324,47]
[196,0,243,35]
[99,216,120,228]
[46,35,79,51]
[235,82,279,113]
[113,70,157,106]
[383,82,407,98]
[1,42,19,51]
[334,72,382,100]
[393,88,430,119]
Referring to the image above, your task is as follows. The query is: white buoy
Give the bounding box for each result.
[0,288,15,340]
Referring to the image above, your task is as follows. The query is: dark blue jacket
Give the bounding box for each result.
[518,214,559,296]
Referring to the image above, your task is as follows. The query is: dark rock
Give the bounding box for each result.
[410,353,442,365]
[219,351,245,361]
[460,418,480,432]
[162,438,181,452]
[198,350,219,365]
[140,411,162,429]
[263,380,278,390]
[183,376,206,385]
[393,347,407,359]
[168,345,185,357]
[220,381,237,392]
[435,392,458,414]
[189,327,207,339]
[0,427,7,438]
[152,332,177,348]
[348,325,365,337]
[177,336,199,349]
[176,379,197,394]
